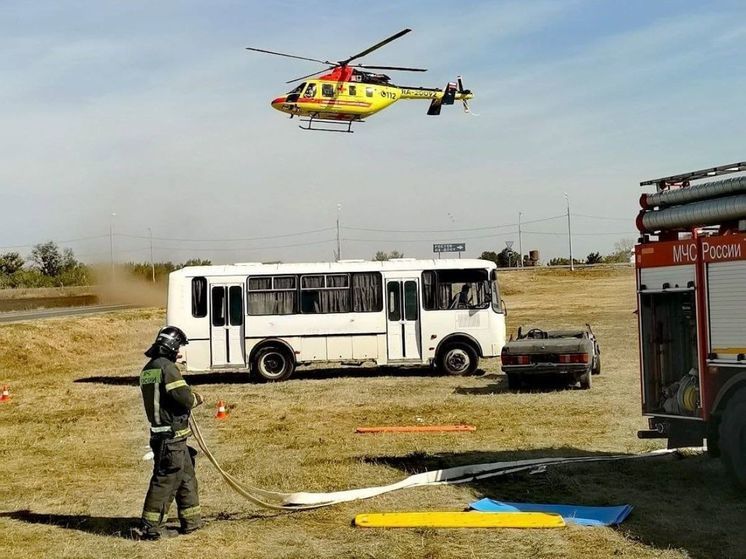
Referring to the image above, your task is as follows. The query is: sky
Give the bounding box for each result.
[1,1,745,265]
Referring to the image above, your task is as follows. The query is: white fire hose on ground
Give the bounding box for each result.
[189,417,693,512]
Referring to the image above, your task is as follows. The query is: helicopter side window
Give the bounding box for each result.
[365,87,374,97]
[322,84,335,97]
[303,83,317,98]
[348,85,357,96]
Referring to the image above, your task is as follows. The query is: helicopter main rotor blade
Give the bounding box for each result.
[245,47,333,66]
[338,28,412,66]
[286,67,335,84]
[353,64,427,72]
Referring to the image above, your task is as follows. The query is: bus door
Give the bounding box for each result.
[386,278,421,360]
[210,284,245,367]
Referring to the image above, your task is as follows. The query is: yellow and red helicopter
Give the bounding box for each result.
[246,28,473,132]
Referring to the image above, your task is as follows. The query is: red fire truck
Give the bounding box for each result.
[635,161,746,486]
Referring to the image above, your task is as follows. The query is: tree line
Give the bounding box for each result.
[0,242,89,288]
[479,239,634,268]
[0,241,213,288]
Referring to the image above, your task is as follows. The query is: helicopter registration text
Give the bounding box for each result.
[400,88,440,99]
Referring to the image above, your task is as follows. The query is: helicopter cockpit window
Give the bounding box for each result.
[287,82,306,95]
[348,85,357,96]
[322,84,335,97]
[303,83,317,98]
[365,87,374,97]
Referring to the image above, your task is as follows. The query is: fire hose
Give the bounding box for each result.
[189,416,693,512]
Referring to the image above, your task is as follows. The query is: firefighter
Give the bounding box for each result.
[138,326,204,540]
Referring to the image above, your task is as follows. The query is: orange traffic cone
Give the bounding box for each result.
[215,400,229,420]
[0,385,11,403]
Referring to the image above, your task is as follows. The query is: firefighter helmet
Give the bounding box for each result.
[153,326,189,353]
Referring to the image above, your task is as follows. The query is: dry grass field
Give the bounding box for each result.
[1,267,745,559]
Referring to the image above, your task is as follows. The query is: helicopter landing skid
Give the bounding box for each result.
[298,115,362,133]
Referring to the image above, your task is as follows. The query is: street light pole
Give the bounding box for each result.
[564,193,574,271]
[109,212,117,281]
[148,227,155,283]
[518,211,523,268]
[336,203,342,261]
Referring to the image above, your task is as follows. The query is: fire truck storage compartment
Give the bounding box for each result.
[639,289,699,416]
[707,260,746,360]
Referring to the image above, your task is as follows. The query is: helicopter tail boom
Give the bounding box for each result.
[398,77,473,115]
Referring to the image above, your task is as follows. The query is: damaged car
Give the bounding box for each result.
[500,325,601,390]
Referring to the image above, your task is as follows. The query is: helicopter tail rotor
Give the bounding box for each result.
[426,77,475,116]
[457,76,477,116]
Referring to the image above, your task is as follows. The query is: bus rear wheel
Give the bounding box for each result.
[438,343,478,376]
[719,387,746,488]
[253,346,295,382]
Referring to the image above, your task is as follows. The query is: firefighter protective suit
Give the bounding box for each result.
[140,351,202,537]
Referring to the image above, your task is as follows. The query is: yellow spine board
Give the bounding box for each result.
[354,511,565,529]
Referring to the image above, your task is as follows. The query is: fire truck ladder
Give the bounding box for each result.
[641,162,746,191]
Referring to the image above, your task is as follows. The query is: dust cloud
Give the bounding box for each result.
[91,266,167,308]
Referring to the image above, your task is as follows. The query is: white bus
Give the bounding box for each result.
[167,258,506,381]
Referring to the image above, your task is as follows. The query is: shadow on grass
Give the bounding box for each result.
[75,366,485,386]
[74,371,252,386]
[0,511,139,539]
[292,365,447,381]
[454,373,587,395]
[0,509,296,538]
[363,447,746,559]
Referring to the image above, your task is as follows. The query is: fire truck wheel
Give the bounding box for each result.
[719,388,746,488]
[579,369,592,390]
[706,420,721,458]
[438,343,478,376]
[253,346,295,382]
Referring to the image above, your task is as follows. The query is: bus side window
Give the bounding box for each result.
[247,275,297,315]
[229,285,243,325]
[423,269,491,310]
[192,277,207,318]
[212,286,226,327]
[351,272,382,312]
[387,282,401,321]
[421,271,436,311]
[301,274,350,314]
[404,281,418,320]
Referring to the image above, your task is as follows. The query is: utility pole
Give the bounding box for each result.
[336,203,342,261]
[148,227,155,283]
[564,193,574,271]
[518,211,523,268]
[109,212,117,281]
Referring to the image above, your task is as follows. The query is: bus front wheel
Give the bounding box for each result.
[253,346,295,382]
[438,343,478,376]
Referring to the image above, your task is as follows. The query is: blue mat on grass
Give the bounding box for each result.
[469,498,633,526]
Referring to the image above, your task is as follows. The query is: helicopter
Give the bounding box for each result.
[246,28,473,132]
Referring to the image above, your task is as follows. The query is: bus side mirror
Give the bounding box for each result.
[490,270,498,281]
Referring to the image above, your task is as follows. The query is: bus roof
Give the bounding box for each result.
[169,258,496,278]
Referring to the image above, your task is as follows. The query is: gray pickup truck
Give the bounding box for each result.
[500,325,601,389]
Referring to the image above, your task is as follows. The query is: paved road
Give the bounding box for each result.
[0,304,137,323]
